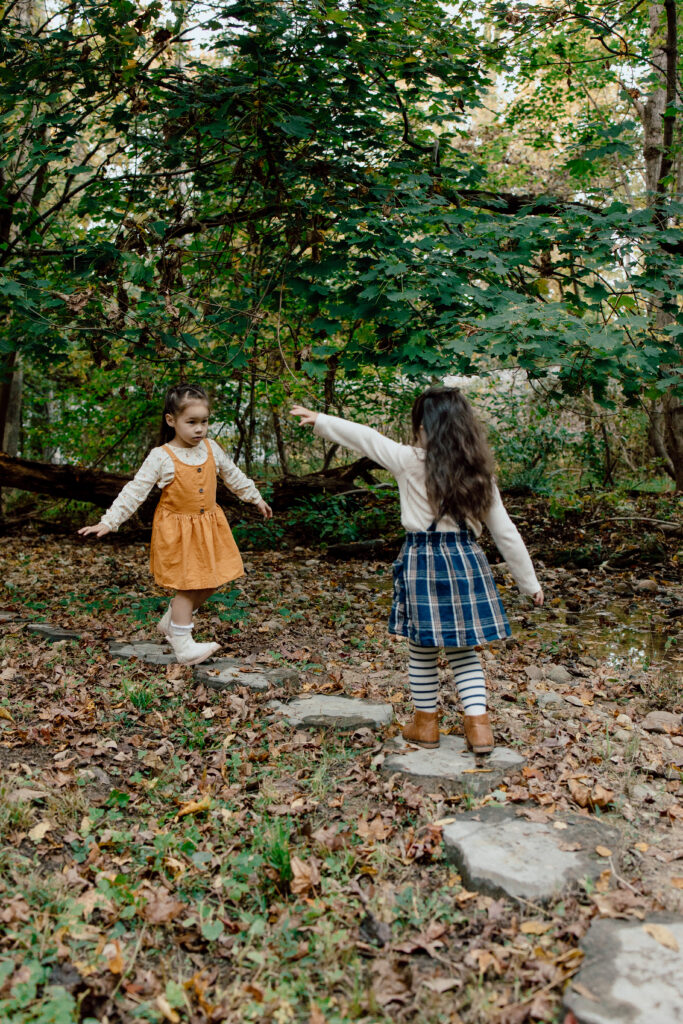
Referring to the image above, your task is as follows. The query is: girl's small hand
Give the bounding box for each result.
[78,523,111,539]
[533,589,544,607]
[290,405,318,427]
[257,499,273,520]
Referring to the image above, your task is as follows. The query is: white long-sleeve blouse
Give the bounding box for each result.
[314,413,540,596]
[100,439,262,531]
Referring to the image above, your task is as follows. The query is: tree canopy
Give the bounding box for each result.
[1,0,681,485]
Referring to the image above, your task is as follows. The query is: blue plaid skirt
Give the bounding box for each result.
[389,525,511,648]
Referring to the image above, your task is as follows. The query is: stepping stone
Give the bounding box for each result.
[443,805,620,902]
[269,695,393,730]
[565,915,683,1024]
[28,623,81,641]
[383,735,524,797]
[109,641,176,665]
[198,665,271,692]
[196,659,299,692]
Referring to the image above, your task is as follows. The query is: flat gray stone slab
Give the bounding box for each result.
[383,735,524,796]
[109,641,176,665]
[269,695,393,730]
[28,623,80,641]
[199,666,271,691]
[443,805,620,902]
[0,612,18,622]
[195,658,298,691]
[565,915,683,1024]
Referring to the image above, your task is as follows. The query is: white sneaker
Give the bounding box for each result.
[167,630,220,666]
[157,603,173,638]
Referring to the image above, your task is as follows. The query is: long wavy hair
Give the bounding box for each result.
[158,383,210,445]
[412,387,495,523]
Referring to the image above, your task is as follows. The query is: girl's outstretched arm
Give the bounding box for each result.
[78,450,162,538]
[290,406,410,477]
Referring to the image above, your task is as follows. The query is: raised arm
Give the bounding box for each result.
[291,406,410,478]
[79,450,163,537]
[484,486,542,600]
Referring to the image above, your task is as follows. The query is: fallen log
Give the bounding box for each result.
[0,451,382,521]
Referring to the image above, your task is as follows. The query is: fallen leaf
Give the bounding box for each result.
[568,778,591,808]
[155,995,180,1023]
[595,868,612,893]
[0,706,14,721]
[290,855,321,896]
[28,820,52,842]
[139,886,185,924]
[421,976,460,993]
[571,982,597,1001]
[634,841,649,853]
[175,794,211,820]
[357,815,393,841]
[371,958,412,1007]
[520,919,553,935]
[595,845,613,857]
[671,877,683,889]
[642,922,680,951]
[591,783,614,809]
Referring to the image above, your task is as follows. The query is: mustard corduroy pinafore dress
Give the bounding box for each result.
[149,440,244,590]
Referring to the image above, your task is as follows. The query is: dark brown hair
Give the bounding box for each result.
[159,384,210,445]
[411,386,495,524]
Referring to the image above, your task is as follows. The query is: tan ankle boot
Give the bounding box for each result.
[402,710,440,749]
[464,713,494,754]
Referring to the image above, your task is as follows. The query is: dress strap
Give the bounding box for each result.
[427,520,438,531]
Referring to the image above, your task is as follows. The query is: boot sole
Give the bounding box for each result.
[465,741,493,755]
[176,647,220,667]
[403,737,440,749]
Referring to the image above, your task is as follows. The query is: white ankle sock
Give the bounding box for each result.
[170,620,192,635]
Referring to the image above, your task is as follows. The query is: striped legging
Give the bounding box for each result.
[408,640,486,715]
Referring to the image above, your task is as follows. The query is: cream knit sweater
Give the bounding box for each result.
[100,439,262,531]
[314,413,540,596]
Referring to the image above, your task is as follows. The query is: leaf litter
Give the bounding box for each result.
[0,524,681,1022]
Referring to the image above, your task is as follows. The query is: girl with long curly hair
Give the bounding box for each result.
[291,387,543,753]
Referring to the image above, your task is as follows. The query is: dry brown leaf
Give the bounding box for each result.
[591,783,614,809]
[595,868,612,893]
[634,841,649,853]
[155,995,180,1023]
[421,976,460,993]
[370,958,412,1007]
[290,855,321,896]
[642,922,680,951]
[175,794,210,820]
[0,706,14,722]
[139,886,185,924]
[567,778,591,808]
[520,919,553,935]
[571,982,597,1001]
[28,820,52,842]
[357,815,393,841]
[595,845,613,857]
[671,877,683,889]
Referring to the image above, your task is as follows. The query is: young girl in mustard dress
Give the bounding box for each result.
[79,384,272,665]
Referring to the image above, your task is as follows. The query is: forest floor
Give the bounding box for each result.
[0,495,681,1024]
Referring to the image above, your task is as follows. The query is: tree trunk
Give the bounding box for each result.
[0,452,382,518]
[638,2,682,487]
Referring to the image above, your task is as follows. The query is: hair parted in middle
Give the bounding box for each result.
[411,386,495,524]
[159,383,210,444]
